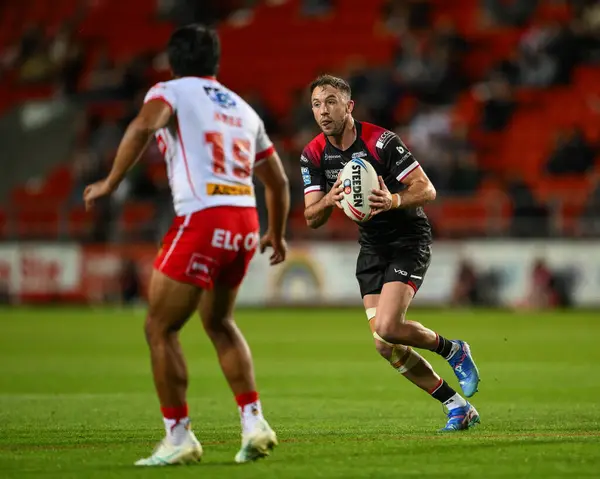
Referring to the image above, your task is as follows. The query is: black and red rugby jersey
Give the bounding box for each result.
[300,120,432,248]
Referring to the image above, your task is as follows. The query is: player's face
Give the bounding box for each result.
[311,85,354,137]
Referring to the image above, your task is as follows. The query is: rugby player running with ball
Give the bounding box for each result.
[300,75,481,432]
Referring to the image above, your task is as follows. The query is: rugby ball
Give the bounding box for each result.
[339,158,379,223]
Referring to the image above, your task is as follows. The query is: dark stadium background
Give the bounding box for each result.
[0,0,599,307]
[1,2,599,478]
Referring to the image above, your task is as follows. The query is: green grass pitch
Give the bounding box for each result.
[0,307,599,478]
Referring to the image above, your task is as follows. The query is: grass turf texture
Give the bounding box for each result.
[0,307,599,478]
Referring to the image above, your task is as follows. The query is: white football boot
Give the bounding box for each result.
[234,418,278,463]
[135,430,203,466]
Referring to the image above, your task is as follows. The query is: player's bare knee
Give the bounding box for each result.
[144,312,183,343]
[203,315,236,341]
[376,307,410,344]
[375,321,403,346]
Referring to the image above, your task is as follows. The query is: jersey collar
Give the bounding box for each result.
[325,120,362,152]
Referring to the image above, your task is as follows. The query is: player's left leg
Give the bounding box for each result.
[199,281,277,463]
[135,270,204,466]
[365,292,480,432]
[374,246,480,398]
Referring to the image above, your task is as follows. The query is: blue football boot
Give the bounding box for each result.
[439,403,480,432]
[448,340,480,398]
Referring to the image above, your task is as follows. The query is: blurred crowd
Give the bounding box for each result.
[1,0,599,242]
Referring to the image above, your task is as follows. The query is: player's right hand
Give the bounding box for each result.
[325,177,343,209]
[83,178,114,211]
[259,233,287,266]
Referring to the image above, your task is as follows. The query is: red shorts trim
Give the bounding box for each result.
[154,206,259,290]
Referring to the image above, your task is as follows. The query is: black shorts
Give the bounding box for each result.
[355,244,431,297]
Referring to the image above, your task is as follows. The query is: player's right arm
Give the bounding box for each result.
[301,153,343,229]
[83,82,174,210]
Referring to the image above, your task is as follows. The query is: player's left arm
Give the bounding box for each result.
[368,133,436,214]
[83,99,172,210]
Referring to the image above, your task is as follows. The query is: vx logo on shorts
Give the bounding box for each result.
[394,268,408,276]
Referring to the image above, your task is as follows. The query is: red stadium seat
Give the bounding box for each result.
[14,206,61,239]
[119,202,156,240]
[0,0,590,240]
[0,208,7,239]
[67,206,94,240]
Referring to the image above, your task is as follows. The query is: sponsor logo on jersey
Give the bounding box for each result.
[395,149,412,166]
[301,167,311,185]
[204,86,237,109]
[325,169,341,180]
[300,155,309,165]
[352,151,367,159]
[206,183,252,196]
[325,153,342,160]
[376,130,394,149]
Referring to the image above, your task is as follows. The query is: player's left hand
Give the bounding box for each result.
[83,178,114,211]
[368,176,393,216]
[259,233,287,266]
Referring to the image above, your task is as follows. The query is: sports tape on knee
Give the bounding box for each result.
[390,346,422,374]
[372,330,395,347]
[365,308,376,321]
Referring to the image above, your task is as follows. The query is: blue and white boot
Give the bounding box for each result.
[439,402,480,432]
[448,340,480,398]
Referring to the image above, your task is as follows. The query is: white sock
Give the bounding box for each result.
[446,341,461,360]
[443,393,468,411]
[239,400,264,435]
[163,417,191,446]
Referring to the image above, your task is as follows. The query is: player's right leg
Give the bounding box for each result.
[364,294,480,432]
[199,282,277,463]
[135,269,203,466]
[375,281,480,398]
[360,246,480,398]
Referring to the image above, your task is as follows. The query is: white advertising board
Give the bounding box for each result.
[0,241,598,306]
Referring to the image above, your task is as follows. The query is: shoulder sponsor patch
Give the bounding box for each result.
[375,130,395,149]
[395,145,412,166]
[301,167,311,185]
[300,154,309,164]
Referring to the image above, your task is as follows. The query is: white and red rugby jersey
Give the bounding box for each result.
[144,76,274,216]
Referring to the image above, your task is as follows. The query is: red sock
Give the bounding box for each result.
[161,403,189,420]
[235,391,259,408]
[427,378,444,395]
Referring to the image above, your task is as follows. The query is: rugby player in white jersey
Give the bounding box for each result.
[84,24,289,466]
